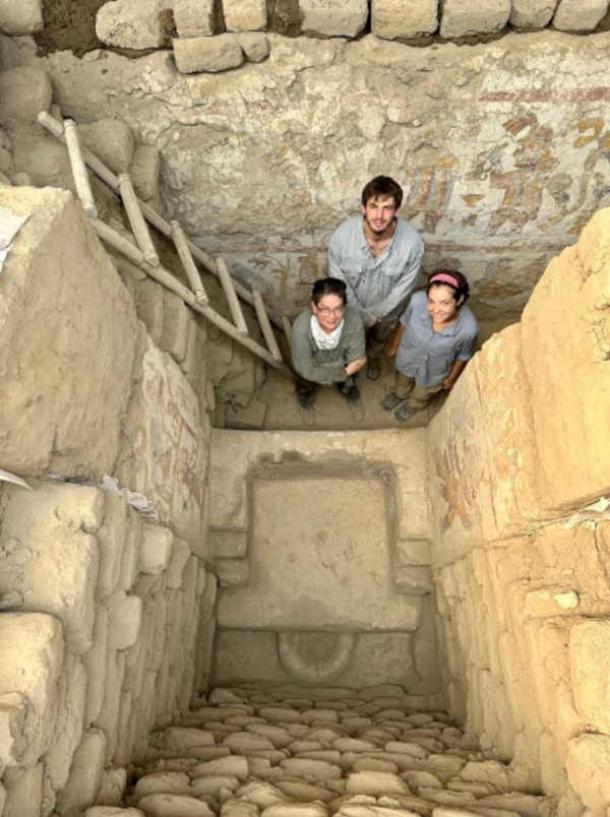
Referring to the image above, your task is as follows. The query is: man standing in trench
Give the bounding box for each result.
[328,175,424,380]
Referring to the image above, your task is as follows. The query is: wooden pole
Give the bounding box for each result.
[90,219,291,376]
[171,220,208,305]
[253,290,283,362]
[216,257,248,336]
[63,119,98,217]
[118,173,160,266]
[281,316,293,350]
[38,110,284,328]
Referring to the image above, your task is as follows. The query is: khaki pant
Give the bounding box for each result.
[394,373,443,411]
[366,316,398,360]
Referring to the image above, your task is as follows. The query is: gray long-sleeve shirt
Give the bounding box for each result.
[396,291,479,387]
[328,215,424,326]
[291,306,365,384]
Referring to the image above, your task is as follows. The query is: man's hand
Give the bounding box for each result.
[345,356,367,376]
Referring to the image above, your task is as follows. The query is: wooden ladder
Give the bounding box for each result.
[38,111,294,377]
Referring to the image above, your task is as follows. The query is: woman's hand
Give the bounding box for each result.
[345,356,367,376]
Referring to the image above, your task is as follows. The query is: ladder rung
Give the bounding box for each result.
[170,220,208,305]
[217,257,248,336]
[118,173,160,267]
[63,119,98,217]
[253,290,282,362]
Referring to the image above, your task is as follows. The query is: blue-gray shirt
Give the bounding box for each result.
[328,215,424,326]
[396,291,479,387]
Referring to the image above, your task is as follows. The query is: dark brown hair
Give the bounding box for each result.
[361,176,403,209]
[312,277,347,306]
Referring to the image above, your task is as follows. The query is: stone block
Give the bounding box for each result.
[566,734,610,815]
[0,483,103,654]
[95,767,127,806]
[521,210,610,510]
[215,557,249,587]
[96,0,172,49]
[223,0,267,31]
[95,650,126,763]
[0,187,138,476]
[440,0,511,36]
[237,32,270,62]
[108,593,143,649]
[130,143,161,201]
[84,606,109,726]
[161,290,190,363]
[115,336,206,542]
[79,119,135,175]
[0,693,27,771]
[46,652,88,792]
[97,493,129,599]
[173,34,245,74]
[121,509,142,591]
[372,0,439,38]
[209,528,248,558]
[137,794,214,816]
[553,0,608,30]
[0,0,42,33]
[195,573,217,692]
[569,620,610,734]
[58,729,106,817]
[299,0,368,37]
[173,0,216,37]
[133,278,165,345]
[509,0,558,28]
[0,33,19,71]
[394,564,434,594]
[167,538,192,589]
[0,65,52,125]
[140,523,174,574]
[11,132,72,189]
[86,809,144,816]
[3,764,43,817]
[0,614,62,766]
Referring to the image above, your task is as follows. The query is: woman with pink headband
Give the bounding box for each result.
[382,270,479,421]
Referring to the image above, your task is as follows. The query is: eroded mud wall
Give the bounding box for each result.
[0,185,232,816]
[427,208,610,814]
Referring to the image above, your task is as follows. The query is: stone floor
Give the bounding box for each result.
[223,317,513,432]
[89,685,557,817]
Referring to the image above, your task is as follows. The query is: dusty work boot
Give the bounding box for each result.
[366,357,382,381]
[335,378,360,403]
[381,391,404,411]
[394,401,415,422]
[296,383,316,410]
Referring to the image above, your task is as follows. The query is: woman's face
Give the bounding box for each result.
[427,284,459,324]
[312,293,345,333]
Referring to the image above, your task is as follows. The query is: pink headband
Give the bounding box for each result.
[429,272,460,288]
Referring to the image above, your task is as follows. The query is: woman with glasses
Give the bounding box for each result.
[291,278,367,410]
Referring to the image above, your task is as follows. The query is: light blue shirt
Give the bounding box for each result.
[396,291,479,387]
[328,215,424,326]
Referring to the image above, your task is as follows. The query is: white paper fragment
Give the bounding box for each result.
[0,207,29,272]
[100,473,158,519]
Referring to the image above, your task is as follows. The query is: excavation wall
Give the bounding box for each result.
[0,185,233,816]
[427,208,610,814]
[10,30,606,324]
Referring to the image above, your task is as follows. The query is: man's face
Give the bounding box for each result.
[362,194,398,236]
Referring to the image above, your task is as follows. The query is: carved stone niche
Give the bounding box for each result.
[207,429,439,695]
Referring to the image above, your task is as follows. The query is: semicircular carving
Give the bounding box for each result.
[278,631,356,683]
